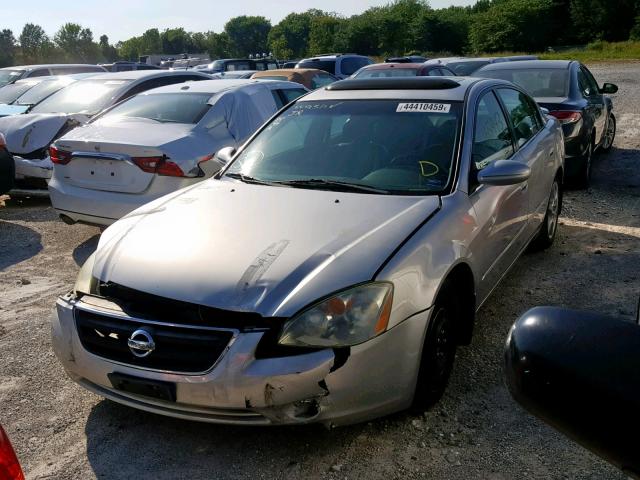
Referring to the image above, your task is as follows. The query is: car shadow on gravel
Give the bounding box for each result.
[84,399,367,480]
[0,221,42,270]
[73,234,100,266]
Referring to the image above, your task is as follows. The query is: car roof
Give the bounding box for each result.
[13,73,100,85]
[478,60,573,71]
[253,68,325,75]
[140,79,301,95]
[78,70,211,82]
[1,64,104,71]
[300,54,367,61]
[302,77,482,102]
[361,63,426,71]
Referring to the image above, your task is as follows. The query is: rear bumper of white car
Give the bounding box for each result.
[52,293,429,427]
[48,174,202,226]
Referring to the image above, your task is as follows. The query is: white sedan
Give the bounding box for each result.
[48,80,308,226]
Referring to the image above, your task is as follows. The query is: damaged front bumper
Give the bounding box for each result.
[52,293,430,427]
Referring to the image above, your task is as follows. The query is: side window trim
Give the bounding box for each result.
[495,87,541,151]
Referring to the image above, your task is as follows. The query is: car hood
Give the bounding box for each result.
[62,119,196,148]
[0,113,89,155]
[93,179,440,317]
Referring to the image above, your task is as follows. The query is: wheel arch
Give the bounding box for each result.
[433,261,476,346]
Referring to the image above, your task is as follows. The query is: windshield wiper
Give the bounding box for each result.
[275,178,390,194]
[225,172,282,186]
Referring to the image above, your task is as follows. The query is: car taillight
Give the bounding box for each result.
[0,133,6,149]
[131,156,184,177]
[549,110,582,124]
[0,425,25,480]
[49,145,73,165]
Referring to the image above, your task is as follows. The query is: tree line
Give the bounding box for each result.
[2,0,639,67]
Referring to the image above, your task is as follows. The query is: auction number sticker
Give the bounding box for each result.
[397,103,451,113]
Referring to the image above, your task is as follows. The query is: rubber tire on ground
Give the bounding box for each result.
[0,150,15,196]
[530,178,561,251]
[600,113,616,153]
[412,284,458,411]
[575,141,593,189]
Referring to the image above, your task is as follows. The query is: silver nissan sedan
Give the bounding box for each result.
[52,77,564,427]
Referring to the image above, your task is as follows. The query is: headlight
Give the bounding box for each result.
[278,282,393,348]
[74,252,98,295]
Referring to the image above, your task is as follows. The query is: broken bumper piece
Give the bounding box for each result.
[14,155,53,180]
[52,294,430,426]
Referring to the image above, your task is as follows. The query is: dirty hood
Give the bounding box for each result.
[94,179,440,317]
[0,113,89,155]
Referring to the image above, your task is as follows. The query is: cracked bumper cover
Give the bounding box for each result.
[52,295,430,426]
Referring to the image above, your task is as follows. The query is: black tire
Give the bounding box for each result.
[412,285,458,411]
[0,149,15,196]
[530,178,561,251]
[575,140,593,189]
[600,113,616,153]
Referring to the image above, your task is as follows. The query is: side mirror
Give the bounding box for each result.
[215,146,236,166]
[477,160,530,186]
[505,307,640,478]
[600,83,618,94]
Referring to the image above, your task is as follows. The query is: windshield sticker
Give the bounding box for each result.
[397,103,451,113]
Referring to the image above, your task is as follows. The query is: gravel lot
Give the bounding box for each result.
[1,62,639,480]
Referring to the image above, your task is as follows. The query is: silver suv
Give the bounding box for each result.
[53,77,564,427]
[296,53,373,79]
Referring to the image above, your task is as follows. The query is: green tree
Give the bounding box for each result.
[308,15,344,55]
[268,10,324,58]
[205,32,230,59]
[54,23,100,62]
[570,0,637,42]
[19,24,52,64]
[117,37,142,60]
[161,28,193,54]
[224,16,271,57]
[334,9,380,55]
[99,35,118,62]
[0,29,16,67]
[470,0,554,52]
[140,28,162,54]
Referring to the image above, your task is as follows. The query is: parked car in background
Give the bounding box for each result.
[199,58,279,73]
[0,133,14,195]
[434,57,509,75]
[0,74,100,118]
[0,70,210,191]
[476,60,617,187]
[352,62,456,78]
[296,54,373,79]
[100,62,162,72]
[49,79,308,226]
[385,55,429,63]
[52,77,563,427]
[0,64,106,87]
[209,70,259,79]
[280,60,300,68]
[251,68,337,90]
[0,424,24,480]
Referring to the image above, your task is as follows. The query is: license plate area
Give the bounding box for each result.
[108,372,176,402]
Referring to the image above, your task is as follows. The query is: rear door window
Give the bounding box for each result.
[340,57,371,76]
[311,73,336,88]
[472,91,515,170]
[496,88,541,147]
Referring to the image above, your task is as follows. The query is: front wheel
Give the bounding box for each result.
[575,141,593,189]
[530,178,561,251]
[600,113,616,153]
[412,288,458,411]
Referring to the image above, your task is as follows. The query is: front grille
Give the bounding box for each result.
[75,308,234,374]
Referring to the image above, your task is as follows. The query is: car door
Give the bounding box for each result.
[578,65,605,144]
[495,87,552,234]
[467,89,530,302]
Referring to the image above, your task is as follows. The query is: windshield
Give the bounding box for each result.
[15,79,73,106]
[298,61,336,75]
[225,99,461,195]
[0,82,36,104]
[448,61,489,76]
[30,79,132,115]
[97,92,212,124]
[354,68,419,79]
[0,70,25,88]
[477,68,569,98]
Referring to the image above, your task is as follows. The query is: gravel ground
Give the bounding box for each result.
[1,62,639,480]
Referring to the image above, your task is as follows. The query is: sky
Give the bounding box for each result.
[5,0,476,43]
